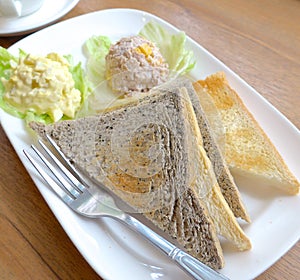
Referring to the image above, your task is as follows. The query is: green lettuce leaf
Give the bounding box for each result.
[139,21,196,76]
[83,35,112,86]
[0,47,26,119]
[64,54,92,109]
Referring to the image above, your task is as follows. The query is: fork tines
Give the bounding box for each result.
[23,135,86,202]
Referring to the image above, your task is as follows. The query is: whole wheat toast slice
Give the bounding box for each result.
[193,72,300,195]
[30,87,225,269]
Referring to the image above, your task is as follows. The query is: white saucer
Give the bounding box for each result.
[0,0,80,36]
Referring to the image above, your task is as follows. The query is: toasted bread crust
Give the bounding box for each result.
[194,72,300,195]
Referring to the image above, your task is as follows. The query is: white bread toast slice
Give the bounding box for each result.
[187,81,250,222]
[30,87,225,269]
[179,85,251,251]
[193,72,300,195]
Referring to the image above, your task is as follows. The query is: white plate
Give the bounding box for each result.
[0,0,80,36]
[1,8,299,280]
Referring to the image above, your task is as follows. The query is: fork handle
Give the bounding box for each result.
[121,214,229,280]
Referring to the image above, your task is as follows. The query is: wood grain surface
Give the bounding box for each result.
[0,0,299,279]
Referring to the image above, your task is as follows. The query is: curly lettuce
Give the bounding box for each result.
[0,47,26,120]
[83,35,111,86]
[139,21,196,76]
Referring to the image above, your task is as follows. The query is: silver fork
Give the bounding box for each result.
[23,136,230,280]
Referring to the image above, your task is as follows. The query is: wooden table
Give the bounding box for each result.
[0,0,299,279]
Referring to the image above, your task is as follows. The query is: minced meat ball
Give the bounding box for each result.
[105,36,169,96]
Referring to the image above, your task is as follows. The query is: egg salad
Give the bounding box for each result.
[0,47,90,124]
[2,53,81,122]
